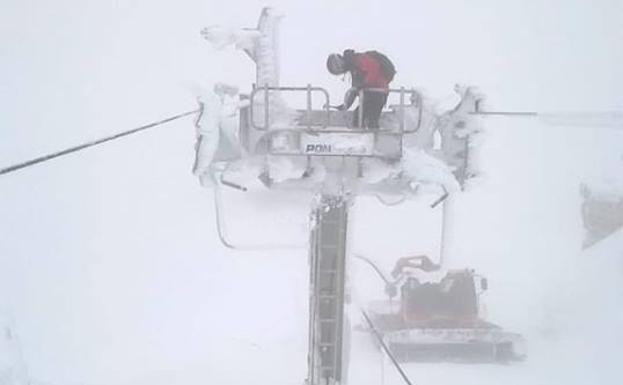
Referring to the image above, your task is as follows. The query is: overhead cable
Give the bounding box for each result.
[361,309,416,385]
[0,109,199,176]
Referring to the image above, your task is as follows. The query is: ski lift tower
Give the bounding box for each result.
[196,7,481,385]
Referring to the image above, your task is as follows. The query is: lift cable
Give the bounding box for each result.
[471,110,623,127]
[354,254,416,385]
[0,109,199,177]
[360,308,415,385]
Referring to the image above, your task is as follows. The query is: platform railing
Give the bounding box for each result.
[249,84,423,133]
[249,84,331,131]
[356,87,422,133]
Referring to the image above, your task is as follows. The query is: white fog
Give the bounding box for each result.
[1,1,622,385]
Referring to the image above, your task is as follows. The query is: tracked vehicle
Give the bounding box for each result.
[365,256,525,363]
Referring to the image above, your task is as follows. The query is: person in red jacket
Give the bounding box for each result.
[327,49,396,129]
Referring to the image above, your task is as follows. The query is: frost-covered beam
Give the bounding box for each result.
[200,7,288,135]
[436,86,484,187]
[201,7,283,87]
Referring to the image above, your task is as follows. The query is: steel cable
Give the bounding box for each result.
[0,109,199,176]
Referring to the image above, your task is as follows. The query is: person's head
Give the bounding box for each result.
[326,53,346,75]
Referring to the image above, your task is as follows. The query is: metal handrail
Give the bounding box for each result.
[248,85,423,133]
[248,85,423,161]
[249,84,331,131]
[356,87,422,133]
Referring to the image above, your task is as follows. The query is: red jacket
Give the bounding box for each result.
[345,51,390,89]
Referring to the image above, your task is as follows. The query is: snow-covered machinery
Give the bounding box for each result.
[194,8,479,196]
[195,7,505,385]
[364,256,524,363]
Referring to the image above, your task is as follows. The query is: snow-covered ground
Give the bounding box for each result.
[1,1,622,385]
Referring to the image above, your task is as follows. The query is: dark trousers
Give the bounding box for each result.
[352,91,388,129]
